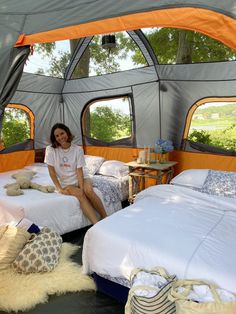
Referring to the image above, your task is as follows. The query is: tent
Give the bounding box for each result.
[0,0,235,172]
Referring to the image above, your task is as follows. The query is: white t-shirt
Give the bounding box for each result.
[44,143,89,188]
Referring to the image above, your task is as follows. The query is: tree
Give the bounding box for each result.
[2,109,30,147]
[87,106,131,142]
[34,28,236,78]
[141,28,236,64]
[188,129,211,145]
[35,33,143,78]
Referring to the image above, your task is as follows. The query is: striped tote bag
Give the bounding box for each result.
[125,267,176,314]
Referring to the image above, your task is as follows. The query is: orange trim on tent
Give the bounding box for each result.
[184,97,236,139]
[15,8,236,50]
[85,146,139,162]
[85,146,236,173]
[170,150,236,174]
[0,150,35,173]
[7,104,35,139]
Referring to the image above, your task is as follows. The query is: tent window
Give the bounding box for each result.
[185,100,236,154]
[24,40,71,78]
[83,96,134,146]
[71,32,147,79]
[141,28,236,64]
[1,105,32,151]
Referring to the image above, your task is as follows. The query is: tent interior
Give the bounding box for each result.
[0,1,236,312]
[0,1,235,174]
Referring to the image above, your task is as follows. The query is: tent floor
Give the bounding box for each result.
[0,227,124,314]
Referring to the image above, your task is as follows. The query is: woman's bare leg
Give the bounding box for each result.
[84,179,107,219]
[66,186,99,225]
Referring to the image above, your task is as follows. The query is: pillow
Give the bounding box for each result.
[97,160,129,178]
[200,170,236,198]
[0,226,31,270]
[84,155,105,176]
[13,227,62,273]
[170,169,209,189]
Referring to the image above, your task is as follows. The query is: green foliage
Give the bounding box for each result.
[48,51,71,78]
[35,28,236,78]
[189,124,236,151]
[73,33,146,77]
[34,43,71,78]
[195,103,236,120]
[210,124,236,150]
[189,129,211,145]
[189,103,236,151]
[88,106,131,142]
[143,28,236,64]
[34,43,56,57]
[1,109,30,147]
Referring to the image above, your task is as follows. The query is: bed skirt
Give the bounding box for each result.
[93,273,129,303]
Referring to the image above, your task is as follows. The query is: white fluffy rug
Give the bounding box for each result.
[0,242,96,312]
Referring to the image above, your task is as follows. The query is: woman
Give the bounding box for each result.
[44,123,107,225]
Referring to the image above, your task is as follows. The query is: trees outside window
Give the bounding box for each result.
[188,101,236,152]
[1,107,31,148]
[71,32,147,79]
[83,97,133,144]
[24,28,236,78]
[141,28,236,64]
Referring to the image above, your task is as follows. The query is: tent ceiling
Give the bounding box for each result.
[8,5,236,49]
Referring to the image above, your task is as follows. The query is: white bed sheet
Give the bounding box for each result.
[0,164,122,235]
[82,184,236,293]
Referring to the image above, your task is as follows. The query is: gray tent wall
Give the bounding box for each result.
[63,67,160,148]
[9,58,236,150]
[62,61,236,150]
[10,74,64,148]
[158,61,236,148]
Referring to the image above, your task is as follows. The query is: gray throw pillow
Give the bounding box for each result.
[13,227,62,273]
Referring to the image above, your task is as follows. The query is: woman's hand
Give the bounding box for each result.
[58,187,70,195]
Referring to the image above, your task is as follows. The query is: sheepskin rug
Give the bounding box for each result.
[0,242,96,312]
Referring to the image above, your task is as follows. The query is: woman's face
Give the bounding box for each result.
[54,128,69,146]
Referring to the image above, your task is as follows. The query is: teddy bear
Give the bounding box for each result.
[4,170,55,196]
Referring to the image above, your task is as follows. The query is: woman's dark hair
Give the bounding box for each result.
[50,123,74,148]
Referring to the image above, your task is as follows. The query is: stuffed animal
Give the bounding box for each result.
[4,170,55,196]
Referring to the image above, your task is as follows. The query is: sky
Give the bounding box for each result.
[24,31,140,75]
[24,40,70,74]
[24,40,130,115]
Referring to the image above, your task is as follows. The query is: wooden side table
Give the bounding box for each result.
[125,160,178,203]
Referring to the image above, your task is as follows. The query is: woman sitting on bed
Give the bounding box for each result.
[44,123,107,225]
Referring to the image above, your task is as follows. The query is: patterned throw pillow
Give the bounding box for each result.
[84,155,105,175]
[200,170,236,198]
[13,227,62,273]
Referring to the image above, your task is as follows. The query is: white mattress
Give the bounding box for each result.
[0,164,123,235]
[82,184,236,293]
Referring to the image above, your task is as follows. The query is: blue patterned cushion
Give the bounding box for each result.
[200,170,236,198]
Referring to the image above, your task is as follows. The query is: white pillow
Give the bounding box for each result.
[170,169,209,189]
[84,155,105,176]
[97,160,129,178]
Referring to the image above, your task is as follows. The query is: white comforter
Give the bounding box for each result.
[0,164,121,235]
[82,184,236,293]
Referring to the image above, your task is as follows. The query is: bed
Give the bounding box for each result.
[0,157,129,235]
[82,169,236,299]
